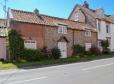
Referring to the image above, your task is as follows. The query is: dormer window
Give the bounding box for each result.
[58,25,67,34]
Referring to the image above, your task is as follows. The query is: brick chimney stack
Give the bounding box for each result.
[83,1,89,8]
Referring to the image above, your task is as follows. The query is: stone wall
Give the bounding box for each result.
[44,26,73,56]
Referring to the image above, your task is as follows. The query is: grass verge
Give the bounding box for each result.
[0,53,114,70]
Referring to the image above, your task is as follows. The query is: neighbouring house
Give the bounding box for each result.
[109,15,114,52]
[7,8,97,58]
[68,1,114,51]
[0,19,7,60]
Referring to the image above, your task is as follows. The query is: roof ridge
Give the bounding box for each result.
[11,8,69,20]
[41,14,84,24]
[11,8,84,24]
[11,9,34,14]
[41,14,68,20]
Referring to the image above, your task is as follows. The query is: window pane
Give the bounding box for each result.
[63,26,67,34]
[58,26,63,33]
[98,23,101,32]
[106,25,110,33]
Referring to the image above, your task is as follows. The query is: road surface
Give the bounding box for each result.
[0,58,114,84]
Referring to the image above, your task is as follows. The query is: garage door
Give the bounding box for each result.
[0,38,6,60]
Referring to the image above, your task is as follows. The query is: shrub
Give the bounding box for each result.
[51,47,61,59]
[47,49,53,59]
[41,47,48,59]
[102,48,111,54]
[0,59,5,62]
[89,46,101,55]
[73,44,85,55]
[21,49,44,61]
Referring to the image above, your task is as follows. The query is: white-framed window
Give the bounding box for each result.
[24,40,37,49]
[74,13,79,21]
[85,43,92,51]
[106,24,110,33]
[0,27,6,36]
[85,30,91,37]
[98,22,101,32]
[98,40,102,47]
[58,25,67,34]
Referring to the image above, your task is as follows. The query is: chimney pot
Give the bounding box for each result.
[34,8,39,15]
[83,1,89,8]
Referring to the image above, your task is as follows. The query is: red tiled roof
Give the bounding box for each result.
[10,9,96,32]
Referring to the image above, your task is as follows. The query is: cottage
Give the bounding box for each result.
[8,8,97,58]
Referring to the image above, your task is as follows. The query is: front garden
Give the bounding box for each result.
[0,53,114,70]
[0,29,113,70]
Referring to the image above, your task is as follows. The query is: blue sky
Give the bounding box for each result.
[0,0,114,18]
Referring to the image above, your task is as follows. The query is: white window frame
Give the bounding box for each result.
[98,22,101,32]
[85,30,92,37]
[58,25,67,34]
[0,27,6,36]
[85,43,92,51]
[74,13,79,21]
[24,40,37,49]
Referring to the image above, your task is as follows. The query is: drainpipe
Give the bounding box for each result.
[73,29,75,46]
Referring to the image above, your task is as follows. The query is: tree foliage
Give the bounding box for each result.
[8,29,24,60]
[101,40,110,53]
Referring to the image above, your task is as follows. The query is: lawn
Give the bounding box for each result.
[0,62,17,70]
[0,53,114,70]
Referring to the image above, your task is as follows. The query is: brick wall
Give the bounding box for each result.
[44,26,97,56]
[10,21,97,57]
[10,22,45,48]
[74,30,97,46]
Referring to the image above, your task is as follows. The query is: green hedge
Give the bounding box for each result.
[20,49,45,61]
[73,44,85,55]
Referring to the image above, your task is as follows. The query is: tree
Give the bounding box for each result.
[101,40,110,53]
[8,29,24,61]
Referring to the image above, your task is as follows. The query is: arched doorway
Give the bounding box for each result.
[57,36,69,58]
